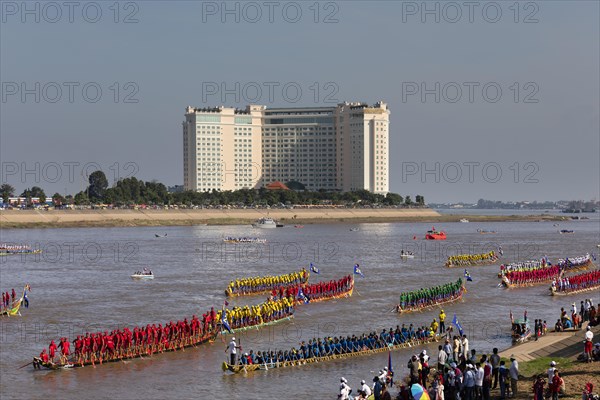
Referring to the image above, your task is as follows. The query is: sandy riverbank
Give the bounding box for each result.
[0,208,565,229]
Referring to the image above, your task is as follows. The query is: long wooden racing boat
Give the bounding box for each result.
[446,257,498,268]
[499,260,593,289]
[222,333,446,374]
[32,331,217,370]
[225,269,309,297]
[221,315,294,335]
[295,277,354,305]
[0,285,30,317]
[499,274,558,289]
[550,283,600,296]
[397,286,466,314]
[220,280,354,334]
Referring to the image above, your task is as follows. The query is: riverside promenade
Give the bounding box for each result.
[499,323,600,362]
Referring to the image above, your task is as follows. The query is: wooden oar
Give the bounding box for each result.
[17,361,33,370]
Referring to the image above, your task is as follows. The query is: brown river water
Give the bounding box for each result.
[1,215,598,399]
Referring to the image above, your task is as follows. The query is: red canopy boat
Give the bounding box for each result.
[425,227,446,240]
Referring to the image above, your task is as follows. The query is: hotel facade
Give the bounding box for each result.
[183,102,389,194]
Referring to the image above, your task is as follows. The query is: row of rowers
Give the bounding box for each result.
[38,311,223,364]
[229,324,439,366]
[227,268,309,294]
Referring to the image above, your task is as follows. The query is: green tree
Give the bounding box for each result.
[0,183,15,203]
[415,195,425,206]
[74,191,89,205]
[31,186,46,203]
[88,170,109,203]
[404,195,413,206]
[52,193,66,206]
[384,192,403,206]
[285,180,306,191]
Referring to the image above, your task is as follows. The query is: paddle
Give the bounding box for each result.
[17,361,33,370]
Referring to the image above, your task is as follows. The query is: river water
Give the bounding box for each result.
[1,215,598,399]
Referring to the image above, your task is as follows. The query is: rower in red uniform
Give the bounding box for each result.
[48,340,57,361]
[40,348,49,363]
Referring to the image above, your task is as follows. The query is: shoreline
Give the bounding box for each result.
[0,209,566,229]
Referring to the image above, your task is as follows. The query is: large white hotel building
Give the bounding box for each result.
[182,102,390,194]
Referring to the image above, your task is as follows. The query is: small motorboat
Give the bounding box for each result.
[154,233,167,238]
[294,225,304,228]
[400,250,415,259]
[425,227,446,240]
[459,218,469,223]
[559,230,574,234]
[131,268,154,280]
[252,217,278,229]
[349,228,359,232]
[511,318,532,343]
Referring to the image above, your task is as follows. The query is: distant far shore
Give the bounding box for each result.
[0,208,567,229]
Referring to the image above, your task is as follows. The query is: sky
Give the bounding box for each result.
[1,1,599,203]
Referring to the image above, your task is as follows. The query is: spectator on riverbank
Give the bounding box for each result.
[532,374,546,400]
[550,370,565,400]
[498,360,510,399]
[509,355,519,396]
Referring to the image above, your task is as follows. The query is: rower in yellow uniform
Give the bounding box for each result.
[439,309,446,333]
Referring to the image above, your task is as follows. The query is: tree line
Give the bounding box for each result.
[1,171,425,207]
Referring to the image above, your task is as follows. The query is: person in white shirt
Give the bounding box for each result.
[584,327,594,362]
[462,335,469,358]
[338,377,351,400]
[585,326,594,341]
[360,379,372,397]
[421,350,430,364]
[509,355,519,395]
[225,337,240,365]
[475,362,484,399]
[547,360,557,382]
[438,345,448,371]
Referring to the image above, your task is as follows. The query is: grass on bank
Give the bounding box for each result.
[514,356,573,378]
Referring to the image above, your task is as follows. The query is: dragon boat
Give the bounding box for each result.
[222,332,447,374]
[499,254,593,289]
[225,268,309,297]
[549,269,600,296]
[396,279,465,314]
[222,237,267,244]
[220,315,294,335]
[550,282,600,296]
[445,252,498,268]
[0,244,42,256]
[296,277,354,305]
[32,331,217,370]
[0,285,30,317]
[220,277,354,334]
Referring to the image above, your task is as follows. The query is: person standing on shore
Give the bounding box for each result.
[498,360,509,399]
[462,335,470,359]
[438,345,448,371]
[464,363,476,400]
[550,370,564,400]
[533,375,546,400]
[509,355,519,396]
[584,326,594,362]
[547,361,557,382]
[452,336,461,362]
[490,348,501,389]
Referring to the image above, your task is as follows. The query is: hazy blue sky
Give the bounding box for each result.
[1,1,598,203]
